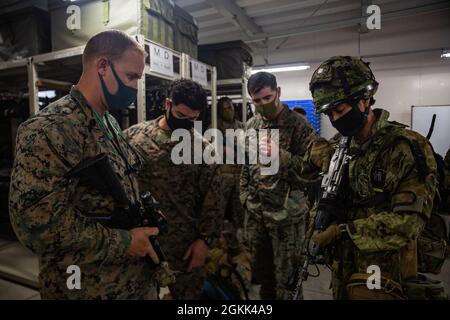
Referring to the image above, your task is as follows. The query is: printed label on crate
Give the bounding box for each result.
[191,60,208,87]
[149,43,174,77]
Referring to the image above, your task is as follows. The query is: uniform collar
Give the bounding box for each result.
[69,86,97,123]
[350,108,392,152]
[259,104,290,127]
[152,115,173,144]
[69,86,123,138]
[371,108,391,134]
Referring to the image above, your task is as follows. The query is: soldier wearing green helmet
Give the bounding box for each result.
[310,56,379,136]
[302,56,447,300]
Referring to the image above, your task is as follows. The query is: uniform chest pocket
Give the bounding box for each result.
[262,188,308,226]
[276,127,295,151]
[350,153,389,210]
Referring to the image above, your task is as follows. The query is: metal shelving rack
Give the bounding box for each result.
[183,56,218,128]
[0,34,217,126]
[216,62,251,123]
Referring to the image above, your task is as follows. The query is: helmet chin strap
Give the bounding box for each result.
[350,98,369,118]
[350,98,370,135]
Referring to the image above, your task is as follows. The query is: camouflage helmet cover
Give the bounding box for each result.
[309,56,379,113]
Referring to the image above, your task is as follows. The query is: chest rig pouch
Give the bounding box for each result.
[348,138,391,215]
[352,125,448,278]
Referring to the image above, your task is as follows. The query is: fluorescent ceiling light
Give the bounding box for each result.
[251,64,310,74]
[441,50,450,58]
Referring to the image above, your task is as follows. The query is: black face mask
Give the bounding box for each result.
[165,103,195,131]
[99,61,137,111]
[331,102,368,137]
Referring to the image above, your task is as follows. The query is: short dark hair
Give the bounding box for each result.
[217,97,233,118]
[217,97,232,109]
[83,30,145,68]
[169,79,207,112]
[247,71,277,95]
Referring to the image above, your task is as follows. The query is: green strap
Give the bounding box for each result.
[93,110,113,141]
[106,112,124,137]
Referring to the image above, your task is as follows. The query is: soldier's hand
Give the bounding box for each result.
[128,227,160,264]
[259,134,278,158]
[311,224,342,249]
[259,135,272,157]
[183,239,209,272]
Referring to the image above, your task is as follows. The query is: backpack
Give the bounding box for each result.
[373,125,449,275]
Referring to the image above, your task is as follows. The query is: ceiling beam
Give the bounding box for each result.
[245,0,450,43]
[246,0,344,17]
[253,1,360,27]
[199,25,242,38]
[207,0,266,38]
[189,7,218,18]
[174,0,204,8]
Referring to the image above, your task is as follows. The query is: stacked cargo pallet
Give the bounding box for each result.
[199,41,254,123]
[0,0,199,61]
[48,0,198,57]
[0,0,51,62]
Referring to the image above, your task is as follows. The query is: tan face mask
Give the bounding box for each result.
[222,108,235,121]
[255,93,279,119]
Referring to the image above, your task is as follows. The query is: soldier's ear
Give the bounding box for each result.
[358,99,370,112]
[97,58,109,76]
[165,98,172,112]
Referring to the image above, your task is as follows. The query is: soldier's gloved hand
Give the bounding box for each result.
[128,227,159,264]
[311,224,342,248]
[183,239,209,272]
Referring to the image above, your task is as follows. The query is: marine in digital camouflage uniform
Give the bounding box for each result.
[240,72,320,299]
[125,79,225,300]
[216,97,245,242]
[203,98,250,299]
[303,56,439,299]
[9,88,160,299]
[8,31,160,300]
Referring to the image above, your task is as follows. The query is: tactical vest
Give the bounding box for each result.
[348,122,432,217]
[347,121,448,275]
[337,121,448,300]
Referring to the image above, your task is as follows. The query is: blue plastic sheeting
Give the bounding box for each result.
[282,100,321,134]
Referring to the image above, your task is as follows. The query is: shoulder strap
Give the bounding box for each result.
[374,127,430,180]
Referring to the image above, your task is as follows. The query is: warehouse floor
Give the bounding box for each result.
[0,220,448,300]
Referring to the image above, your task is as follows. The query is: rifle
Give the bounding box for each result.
[290,136,351,300]
[65,153,171,277]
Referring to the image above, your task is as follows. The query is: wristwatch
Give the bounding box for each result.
[198,234,213,246]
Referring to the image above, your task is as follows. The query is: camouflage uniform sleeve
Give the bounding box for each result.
[239,119,252,209]
[444,149,450,211]
[301,138,333,177]
[445,148,450,167]
[348,140,437,252]
[9,120,131,265]
[197,164,225,239]
[239,163,250,208]
[279,118,322,181]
